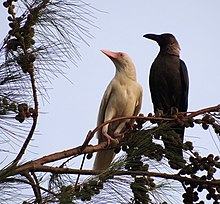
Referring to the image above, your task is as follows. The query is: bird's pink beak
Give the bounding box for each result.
[101,50,119,59]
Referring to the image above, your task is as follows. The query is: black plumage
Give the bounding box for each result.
[143,33,189,159]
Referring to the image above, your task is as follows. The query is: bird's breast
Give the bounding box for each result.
[151,56,181,79]
[109,80,140,114]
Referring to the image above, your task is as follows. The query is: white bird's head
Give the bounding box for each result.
[101,50,136,80]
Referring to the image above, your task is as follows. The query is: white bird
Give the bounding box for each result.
[93,50,143,170]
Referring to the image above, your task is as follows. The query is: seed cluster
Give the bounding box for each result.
[15,103,35,123]
[3,0,39,73]
[0,97,16,115]
[180,154,220,203]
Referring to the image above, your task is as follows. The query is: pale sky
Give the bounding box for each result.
[0,0,220,202]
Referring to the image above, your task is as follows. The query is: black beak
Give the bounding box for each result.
[143,34,160,43]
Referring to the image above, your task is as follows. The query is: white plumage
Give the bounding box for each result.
[93,50,142,170]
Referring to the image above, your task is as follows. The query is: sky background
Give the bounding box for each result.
[1,0,220,202]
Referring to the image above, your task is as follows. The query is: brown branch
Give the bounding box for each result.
[23,171,42,204]
[117,170,220,188]
[15,141,108,174]
[2,104,218,203]
[186,104,220,118]
[14,104,220,173]
[81,115,173,148]
[7,104,220,184]
[14,104,219,166]
[16,165,220,189]
[81,104,220,147]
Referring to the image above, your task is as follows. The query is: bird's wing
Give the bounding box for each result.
[96,81,113,141]
[149,62,165,112]
[93,81,115,170]
[133,85,143,116]
[179,59,189,112]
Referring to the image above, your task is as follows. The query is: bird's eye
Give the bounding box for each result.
[119,52,123,57]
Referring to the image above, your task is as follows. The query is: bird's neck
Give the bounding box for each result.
[160,43,180,57]
[115,69,137,81]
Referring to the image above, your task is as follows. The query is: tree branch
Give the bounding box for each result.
[14,104,220,174]
[16,142,108,173]
[81,104,220,147]
[16,165,220,189]
[1,104,220,203]
[187,104,220,118]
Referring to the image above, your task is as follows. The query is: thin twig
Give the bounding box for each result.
[23,171,42,204]
[5,177,58,197]
[187,104,220,118]
[31,171,42,204]
[75,153,86,188]
[13,71,39,164]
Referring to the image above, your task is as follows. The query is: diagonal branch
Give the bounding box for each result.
[82,104,220,148]
[17,141,108,173]
[14,104,220,172]
[186,104,220,118]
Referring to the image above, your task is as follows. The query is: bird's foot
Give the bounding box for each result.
[103,133,119,147]
[114,132,125,139]
[155,109,164,117]
[170,107,178,116]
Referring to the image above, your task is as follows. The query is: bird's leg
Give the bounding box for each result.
[155,109,164,117]
[102,131,119,147]
[114,132,124,139]
[102,125,119,147]
[114,121,128,139]
[170,107,178,116]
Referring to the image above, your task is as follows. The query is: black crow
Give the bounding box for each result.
[143,33,189,160]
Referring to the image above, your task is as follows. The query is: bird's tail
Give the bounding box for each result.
[163,126,185,159]
[93,149,115,170]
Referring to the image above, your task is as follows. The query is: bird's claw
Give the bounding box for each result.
[103,133,119,147]
[114,132,125,139]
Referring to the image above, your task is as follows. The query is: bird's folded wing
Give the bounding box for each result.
[179,59,189,111]
[96,82,113,141]
[133,85,143,116]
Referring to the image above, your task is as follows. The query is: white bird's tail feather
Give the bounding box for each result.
[93,149,115,170]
